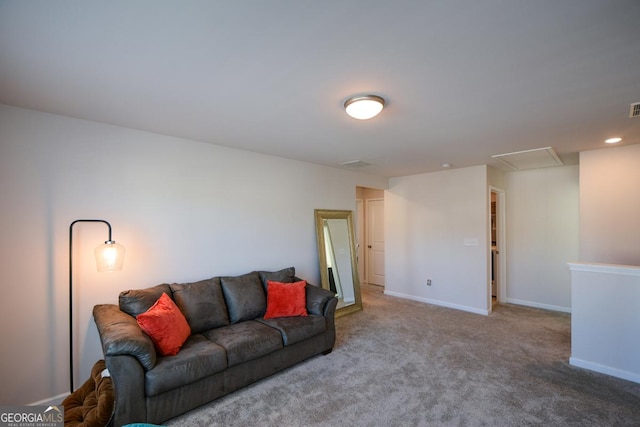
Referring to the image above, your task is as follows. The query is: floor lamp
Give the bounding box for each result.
[69,219,125,394]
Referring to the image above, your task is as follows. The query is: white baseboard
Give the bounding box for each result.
[383,290,489,315]
[570,357,640,384]
[28,392,68,406]
[506,298,571,313]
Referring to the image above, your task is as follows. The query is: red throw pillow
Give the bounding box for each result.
[137,292,191,356]
[264,280,308,319]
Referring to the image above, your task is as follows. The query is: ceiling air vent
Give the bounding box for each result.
[339,160,371,168]
[630,102,640,118]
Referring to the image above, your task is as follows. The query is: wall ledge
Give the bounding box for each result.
[567,261,640,276]
[569,263,640,384]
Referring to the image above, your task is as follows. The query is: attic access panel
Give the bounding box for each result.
[491,147,563,170]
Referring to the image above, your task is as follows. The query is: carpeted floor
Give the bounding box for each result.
[166,284,640,426]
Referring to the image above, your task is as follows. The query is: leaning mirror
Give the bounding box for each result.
[314,209,362,317]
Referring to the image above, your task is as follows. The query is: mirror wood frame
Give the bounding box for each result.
[314,209,363,317]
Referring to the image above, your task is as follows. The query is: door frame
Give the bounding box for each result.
[355,198,365,284]
[489,186,507,311]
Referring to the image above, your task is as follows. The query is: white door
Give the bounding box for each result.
[366,199,385,286]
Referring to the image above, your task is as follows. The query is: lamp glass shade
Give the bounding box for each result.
[344,96,385,120]
[95,241,125,272]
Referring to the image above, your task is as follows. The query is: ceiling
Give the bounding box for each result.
[1,1,639,178]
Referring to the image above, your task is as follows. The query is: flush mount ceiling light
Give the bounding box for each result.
[605,137,622,144]
[344,95,385,120]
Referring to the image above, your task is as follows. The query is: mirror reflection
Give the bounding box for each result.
[314,209,362,316]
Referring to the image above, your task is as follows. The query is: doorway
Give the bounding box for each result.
[489,186,506,311]
[355,187,385,288]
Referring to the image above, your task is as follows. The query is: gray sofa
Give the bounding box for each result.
[92,267,337,426]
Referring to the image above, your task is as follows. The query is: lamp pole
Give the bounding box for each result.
[68,219,124,394]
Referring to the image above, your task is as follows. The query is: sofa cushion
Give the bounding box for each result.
[170,278,229,334]
[258,315,327,346]
[202,321,283,366]
[145,335,227,397]
[257,267,296,292]
[137,293,191,356]
[119,283,172,317]
[264,280,308,319]
[220,272,266,323]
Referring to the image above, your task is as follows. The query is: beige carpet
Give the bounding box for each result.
[166,284,640,426]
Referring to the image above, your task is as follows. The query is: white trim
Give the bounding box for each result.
[384,290,489,315]
[28,392,68,406]
[355,198,365,284]
[506,298,571,313]
[570,357,640,384]
[567,261,640,276]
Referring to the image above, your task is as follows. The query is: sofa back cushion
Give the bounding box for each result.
[170,277,230,334]
[257,267,296,292]
[220,271,266,323]
[119,283,172,317]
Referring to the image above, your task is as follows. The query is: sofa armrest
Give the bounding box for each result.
[323,296,339,343]
[104,355,147,427]
[304,282,336,316]
[93,304,157,370]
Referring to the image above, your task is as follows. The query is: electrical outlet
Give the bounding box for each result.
[427,279,432,286]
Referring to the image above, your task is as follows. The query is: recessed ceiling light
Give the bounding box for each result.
[605,137,622,144]
[344,95,385,120]
[441,163,451,168]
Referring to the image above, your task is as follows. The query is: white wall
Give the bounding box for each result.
[487,165,505,189]
[579,144,640,265]
[0,104,387,405]
[385,165,489,314]
[504,166,579,312]
[569,144,640,382]
[384,163,579,315]
[569,262,640,384]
